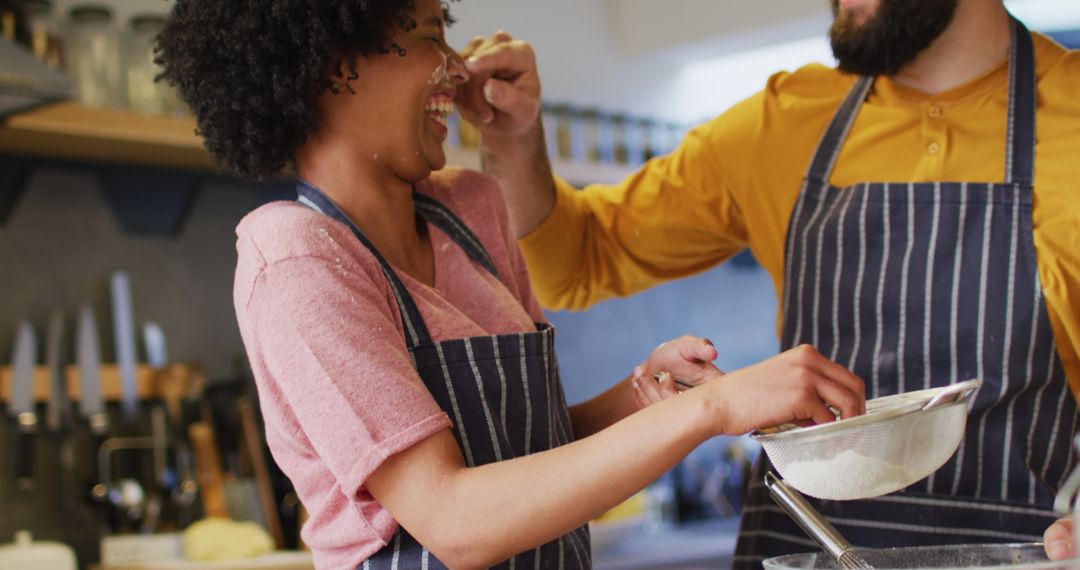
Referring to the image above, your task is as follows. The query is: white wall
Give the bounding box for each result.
[49,0,1079,125]
[444,0,688,121]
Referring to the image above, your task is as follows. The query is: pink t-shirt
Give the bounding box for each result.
[233,168,546,568]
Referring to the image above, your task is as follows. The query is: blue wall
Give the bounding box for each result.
[545,254,779,404]
[1049,30,1080,49]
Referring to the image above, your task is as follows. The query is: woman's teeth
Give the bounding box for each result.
[425,99,454,128]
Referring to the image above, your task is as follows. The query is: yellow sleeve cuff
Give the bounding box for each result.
[518,175,588,310]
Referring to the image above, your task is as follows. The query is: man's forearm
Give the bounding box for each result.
[480,121,558,238]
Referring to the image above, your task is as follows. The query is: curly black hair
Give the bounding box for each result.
[155,1,456,180]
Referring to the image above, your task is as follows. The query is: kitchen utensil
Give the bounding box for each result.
[158,365,199,526]
[10,320,38,490]
[143,322,167,368]
[111,271,139,425]
[189,421,229,519]
[95,435,156,532]
[77,305,107,435]
[45,309,77,512]
[143,405,169,533]
[761,543,1071,569]
[77,303,114,524]
[44,310,67,433]
[765,472,873,569]
[752,379,981,501]
[239,397,284,547]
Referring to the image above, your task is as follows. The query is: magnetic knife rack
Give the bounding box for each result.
[0,363,206,405]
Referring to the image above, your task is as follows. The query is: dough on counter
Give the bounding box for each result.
[182,517,274,561]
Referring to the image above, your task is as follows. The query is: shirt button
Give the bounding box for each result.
[928,141,941,155]
[928,105,943,118]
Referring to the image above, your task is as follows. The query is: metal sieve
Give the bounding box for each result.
[751,379,982,501]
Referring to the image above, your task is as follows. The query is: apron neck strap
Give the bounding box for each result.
[296,180,502,349]
[1004,16,1036,188]
[805,17,1036,188]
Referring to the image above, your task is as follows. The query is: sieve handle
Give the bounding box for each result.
[922,379,981,411]
[765,471,859,561]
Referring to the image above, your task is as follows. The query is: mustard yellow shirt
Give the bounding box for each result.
[520,32,1080,398]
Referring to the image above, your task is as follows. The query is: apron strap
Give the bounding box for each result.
[413,191,499,277]
[804,76,874,185]
[805,16,1036,189]
[1005,17,1036,188]
[295,180,503,349]
[296,180,433,347]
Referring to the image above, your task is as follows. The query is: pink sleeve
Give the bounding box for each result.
[245,255,451,498]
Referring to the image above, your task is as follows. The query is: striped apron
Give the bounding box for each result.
[734,18,1079,567]
[296,182,592,569]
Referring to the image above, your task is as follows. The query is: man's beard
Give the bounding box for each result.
[829,0,960,77]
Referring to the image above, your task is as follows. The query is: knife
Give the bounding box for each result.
[45,310,67,433]
[143,321,167,368]
[77,305,107,435]
[45,309,76,512]
[110,272,139,425]
[10,320,37,490]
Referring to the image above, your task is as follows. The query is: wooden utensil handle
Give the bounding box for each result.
[239,397,284,549]
[188,421,229,519]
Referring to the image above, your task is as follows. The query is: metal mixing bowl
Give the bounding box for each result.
[762,543,1078,569]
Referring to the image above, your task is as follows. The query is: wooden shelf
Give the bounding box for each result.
[0,103,639,184]
[0,363,206,404]
[446,146,638,185]
[0,102,215,171]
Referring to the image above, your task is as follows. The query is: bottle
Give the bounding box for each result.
[611,113,630,165]
[550,103,573,161]
[580,108,601,163]
[0,0,29,47]
[539,102,561,162]
[66,4,123,108]
[639,118,657,161]
[124,14,165,114]
[21,0,61,68]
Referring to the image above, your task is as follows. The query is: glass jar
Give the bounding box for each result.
[67,4,123,108]
[0,0,29,47]
[639,118,658,161]
[580,108,601,163]
[125,14,166,114]
[610,114,630,165]
[550,104,573,161]
[23,0,62,69]
[539,102,560,161]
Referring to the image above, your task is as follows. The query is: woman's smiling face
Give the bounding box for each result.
[316,0,467,183]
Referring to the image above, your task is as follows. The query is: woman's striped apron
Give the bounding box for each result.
[734,18,1079,567]
[298,181,592,569]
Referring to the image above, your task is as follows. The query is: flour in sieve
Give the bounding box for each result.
[782,449,916,500]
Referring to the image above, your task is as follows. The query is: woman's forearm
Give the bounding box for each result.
[567,374,641,439]
[373,389,715,569]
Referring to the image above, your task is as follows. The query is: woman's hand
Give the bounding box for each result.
[1045,517,1074,560]
[698,344,866,435]
[631,336,723,409]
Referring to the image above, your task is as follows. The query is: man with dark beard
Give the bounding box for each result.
[454,0,1080,565]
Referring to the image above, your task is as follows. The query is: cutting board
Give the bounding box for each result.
[97,551,313,569]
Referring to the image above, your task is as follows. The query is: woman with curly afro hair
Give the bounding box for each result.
[157,0,866,567]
